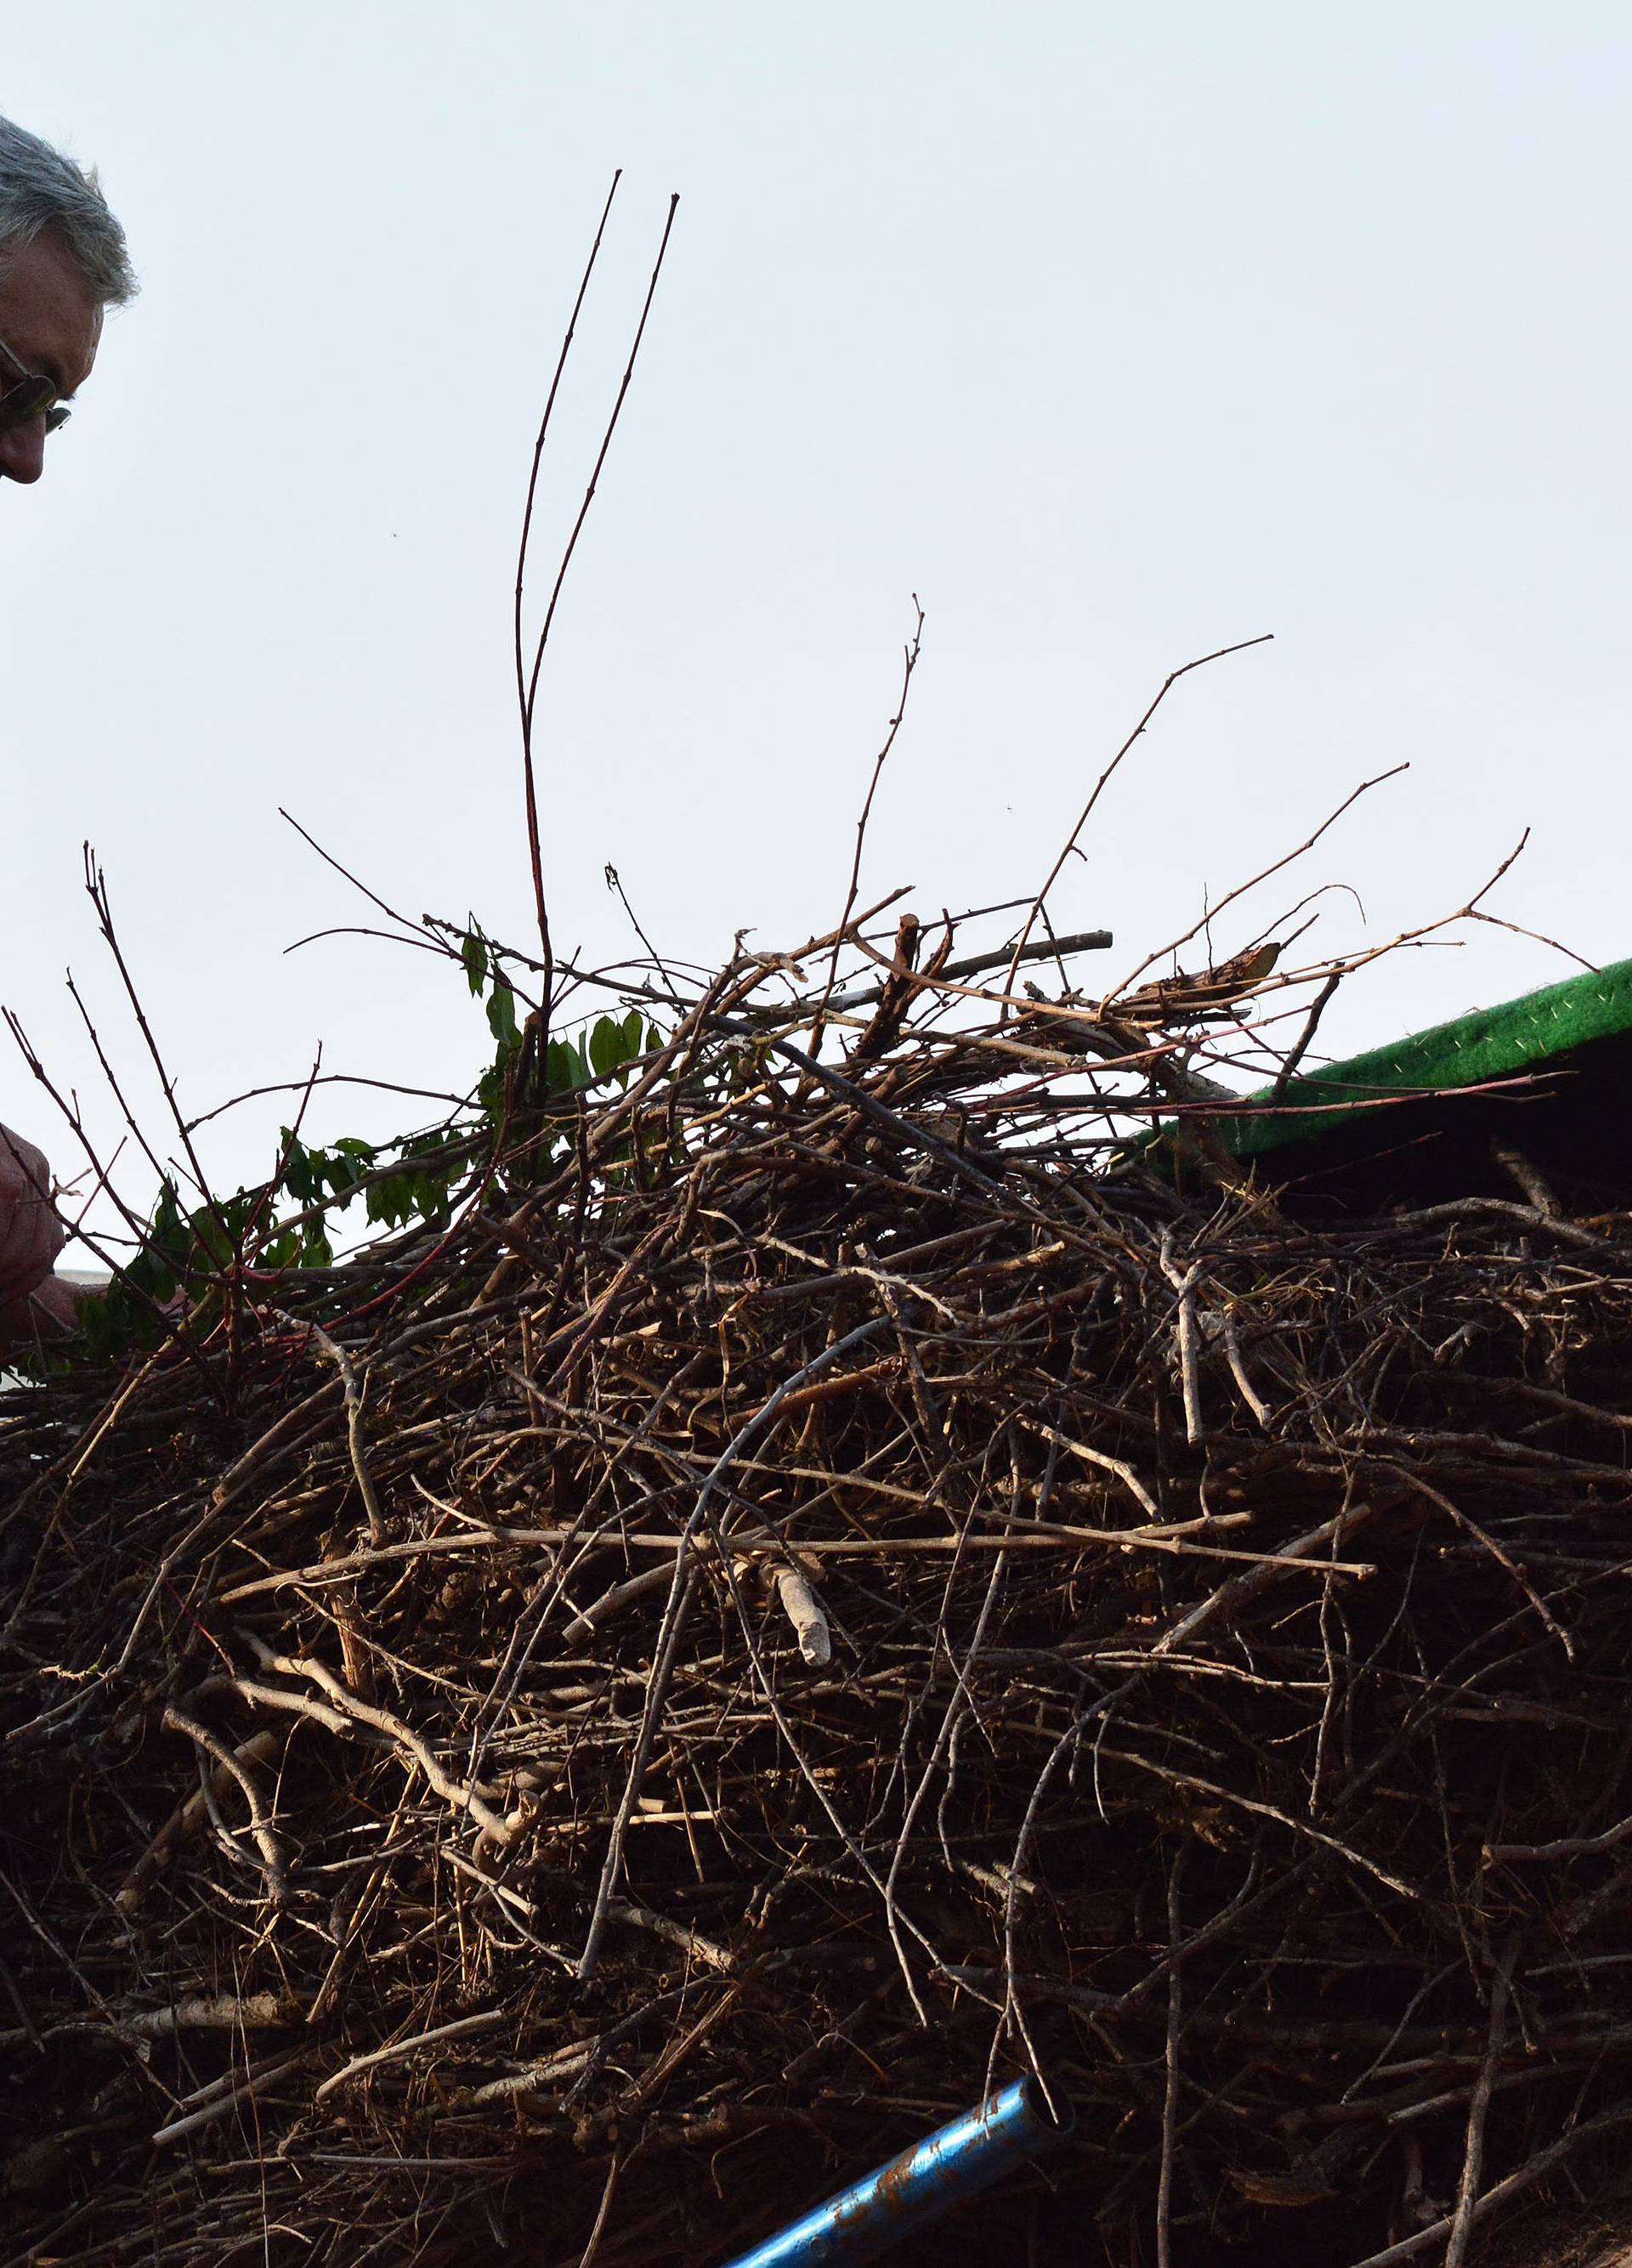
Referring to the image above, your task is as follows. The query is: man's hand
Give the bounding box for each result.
[0,1123,86,1351]
[0,1123,63,1305]
[0,1269,81,1347]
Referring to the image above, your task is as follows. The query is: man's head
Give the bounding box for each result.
[0,115,134,487]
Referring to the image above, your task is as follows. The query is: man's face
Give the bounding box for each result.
[0,229,102,486]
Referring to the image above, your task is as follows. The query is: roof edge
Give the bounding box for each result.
[1219,955,1632,1159]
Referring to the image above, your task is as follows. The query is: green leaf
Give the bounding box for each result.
[363,1178,401,1227]
[413,1170,453,1220]
[487,980,521,1053]
[280,1135,321,1206]
[462,926,488,997]
[190,1211,235,1270]
[76,1291,115,1363]
[588,1015,624,1079]
[326,1151,366,1198]
[547,1037,587,1095]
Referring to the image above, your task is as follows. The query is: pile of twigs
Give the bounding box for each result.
[5,897,1632,2268]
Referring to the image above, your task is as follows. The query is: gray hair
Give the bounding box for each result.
[0,114,135,308]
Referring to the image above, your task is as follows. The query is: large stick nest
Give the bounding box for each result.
[4,927,1632,2268]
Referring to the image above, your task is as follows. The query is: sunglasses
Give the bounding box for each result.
[0,334,70,436]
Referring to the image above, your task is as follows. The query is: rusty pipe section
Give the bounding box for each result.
[720,2074,1072,2267]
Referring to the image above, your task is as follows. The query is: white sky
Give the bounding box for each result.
[3,3,1630,1242]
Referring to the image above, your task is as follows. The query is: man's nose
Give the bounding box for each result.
[0,416,48,484]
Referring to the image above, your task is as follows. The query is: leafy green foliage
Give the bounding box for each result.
[61,919,666,1368]
[72,1179,265,1363]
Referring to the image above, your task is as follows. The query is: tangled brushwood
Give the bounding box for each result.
[4,877,1632,2268]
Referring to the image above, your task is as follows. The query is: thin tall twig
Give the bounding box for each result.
[518,189,681,1051]
[1002,632,1273,1002]
[513,171,622,965]
[807,597,926,1061]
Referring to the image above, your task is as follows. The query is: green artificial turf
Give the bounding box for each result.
[1220,955,1632,1159]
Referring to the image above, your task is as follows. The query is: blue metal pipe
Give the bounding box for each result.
[719,2074,1073,2268]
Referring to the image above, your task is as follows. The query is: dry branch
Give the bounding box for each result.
[3,862,1626,2268]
